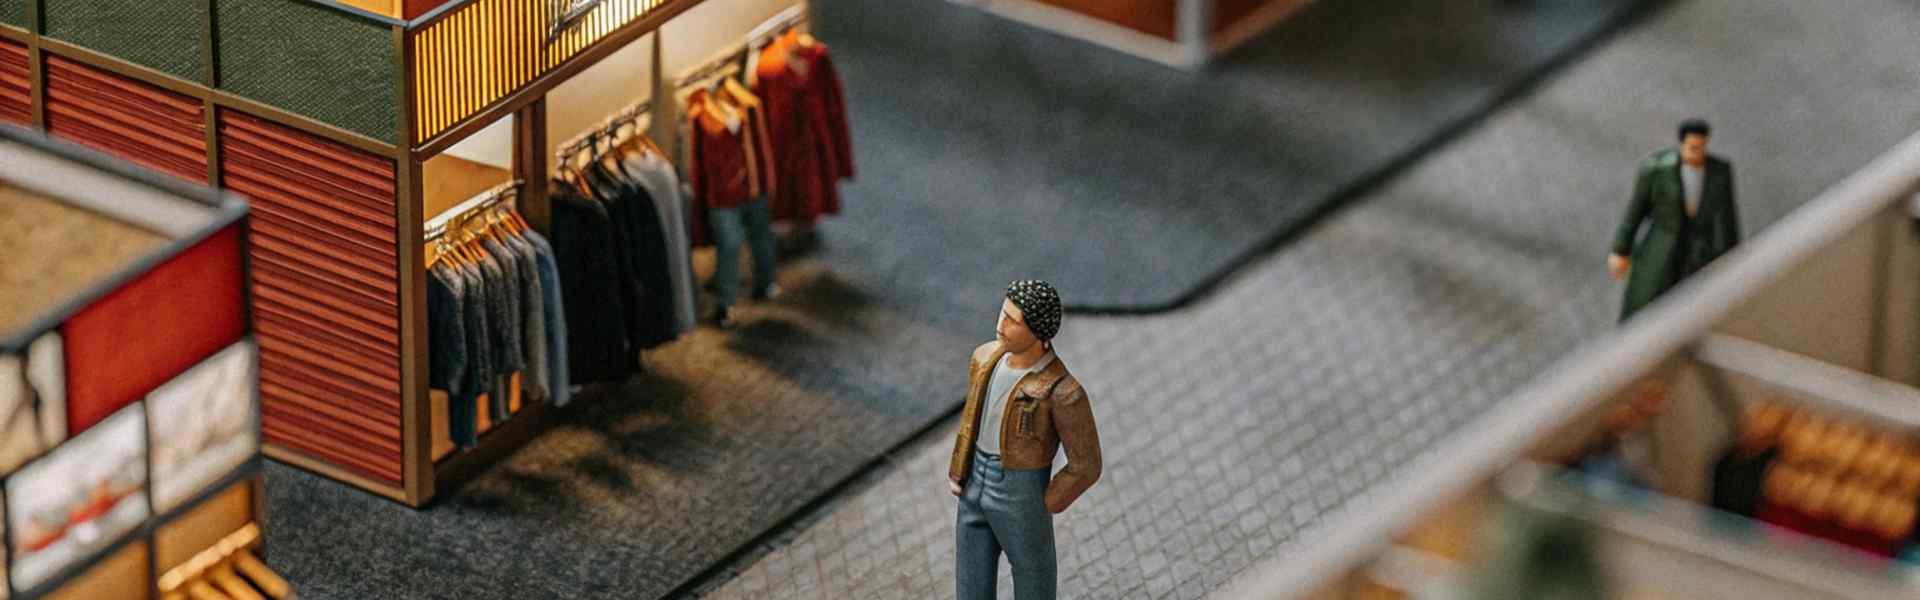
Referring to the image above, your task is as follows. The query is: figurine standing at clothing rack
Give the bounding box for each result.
[949,280,1101,600]
[684,60,781,329]
[1608,118,1742,321]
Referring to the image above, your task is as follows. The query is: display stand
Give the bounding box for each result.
[0,125,283,600]
[963,0,1313,69]
[1220,130,1920,597]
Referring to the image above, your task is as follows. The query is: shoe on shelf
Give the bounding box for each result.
[709,306,734,329]
[752,283,782,301]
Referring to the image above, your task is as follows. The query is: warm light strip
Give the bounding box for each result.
[411,0,667,144]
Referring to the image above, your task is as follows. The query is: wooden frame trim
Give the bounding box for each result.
[202,0,222,185]
[409,0,704,158]
[302,0,411,27]
[264,444,411,504]
[24,0,42,129]
[431,399,555,499]
[405,0,473,31]
[514,97,550,233]
[394,21,431,507]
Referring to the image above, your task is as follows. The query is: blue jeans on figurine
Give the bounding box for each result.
[708,197,776,320]
[956,449,1056,600]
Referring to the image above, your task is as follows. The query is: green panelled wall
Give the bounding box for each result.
[43,0,203,81]
[215,0,397,144]
[0,0,25,29]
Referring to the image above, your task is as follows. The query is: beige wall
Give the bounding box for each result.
[1716,207,1920,385]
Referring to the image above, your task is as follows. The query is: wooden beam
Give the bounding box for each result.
[514,98,551,234]
[395,18,432,508]
[25,0,42,130]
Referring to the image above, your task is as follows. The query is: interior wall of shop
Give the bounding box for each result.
[1717,207,1920,386]
[438,0,800,172]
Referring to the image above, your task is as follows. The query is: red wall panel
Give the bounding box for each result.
[219,109,404,486]
[62,226,247,435]
[42,55,207,183]
[0,38,29,126]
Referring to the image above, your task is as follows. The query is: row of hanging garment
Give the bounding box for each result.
[549,116,698,384]
[425,196,567,449]
[680,21,856,242]
[751,25,855,225]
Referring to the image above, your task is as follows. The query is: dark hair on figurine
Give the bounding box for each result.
[1677,118,1711,141]
[1006,280,1062,343]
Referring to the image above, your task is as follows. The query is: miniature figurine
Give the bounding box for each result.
[1609,118,1742,321]
[949,280,1101,600]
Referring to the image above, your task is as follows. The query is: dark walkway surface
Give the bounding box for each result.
[261,1,1653,598]
[820,0,1649,311]
[683,0,1920,598]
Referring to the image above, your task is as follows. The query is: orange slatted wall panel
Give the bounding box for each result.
[42,55,207,182]
[219,109,405,486]
[0,39,28,125]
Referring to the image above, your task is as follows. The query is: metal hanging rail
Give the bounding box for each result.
[423,179,524,242]
[672,3,808,90]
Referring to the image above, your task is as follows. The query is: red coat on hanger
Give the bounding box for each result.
[754,31,855,225]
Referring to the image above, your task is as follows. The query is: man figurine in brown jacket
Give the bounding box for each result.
[949,280,1101,600]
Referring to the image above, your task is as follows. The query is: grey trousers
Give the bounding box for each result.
[956,449,1056,600]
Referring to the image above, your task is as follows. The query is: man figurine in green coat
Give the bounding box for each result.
[1608,119,1741,321]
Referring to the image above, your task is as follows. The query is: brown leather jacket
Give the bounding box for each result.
[949,341,1102,513]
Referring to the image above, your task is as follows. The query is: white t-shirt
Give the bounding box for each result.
[1681,164,1705,218]
[975,351,1054,456]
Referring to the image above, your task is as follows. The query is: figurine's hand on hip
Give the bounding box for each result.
[1608,254,1631,280]
[949,480,963,497]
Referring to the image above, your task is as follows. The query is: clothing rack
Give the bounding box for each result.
[424,180,524,242]
[555,100,653,163]
[672,4,808,90]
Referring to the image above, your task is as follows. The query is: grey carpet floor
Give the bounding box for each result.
[260,1,1653,598]
[818,0,1653,312]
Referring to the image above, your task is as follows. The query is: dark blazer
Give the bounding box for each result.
[1612,148,1740,321]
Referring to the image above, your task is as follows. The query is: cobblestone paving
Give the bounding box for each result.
[686,1,1920,598]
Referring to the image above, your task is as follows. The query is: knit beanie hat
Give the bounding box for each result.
[1006,280,1062,341]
